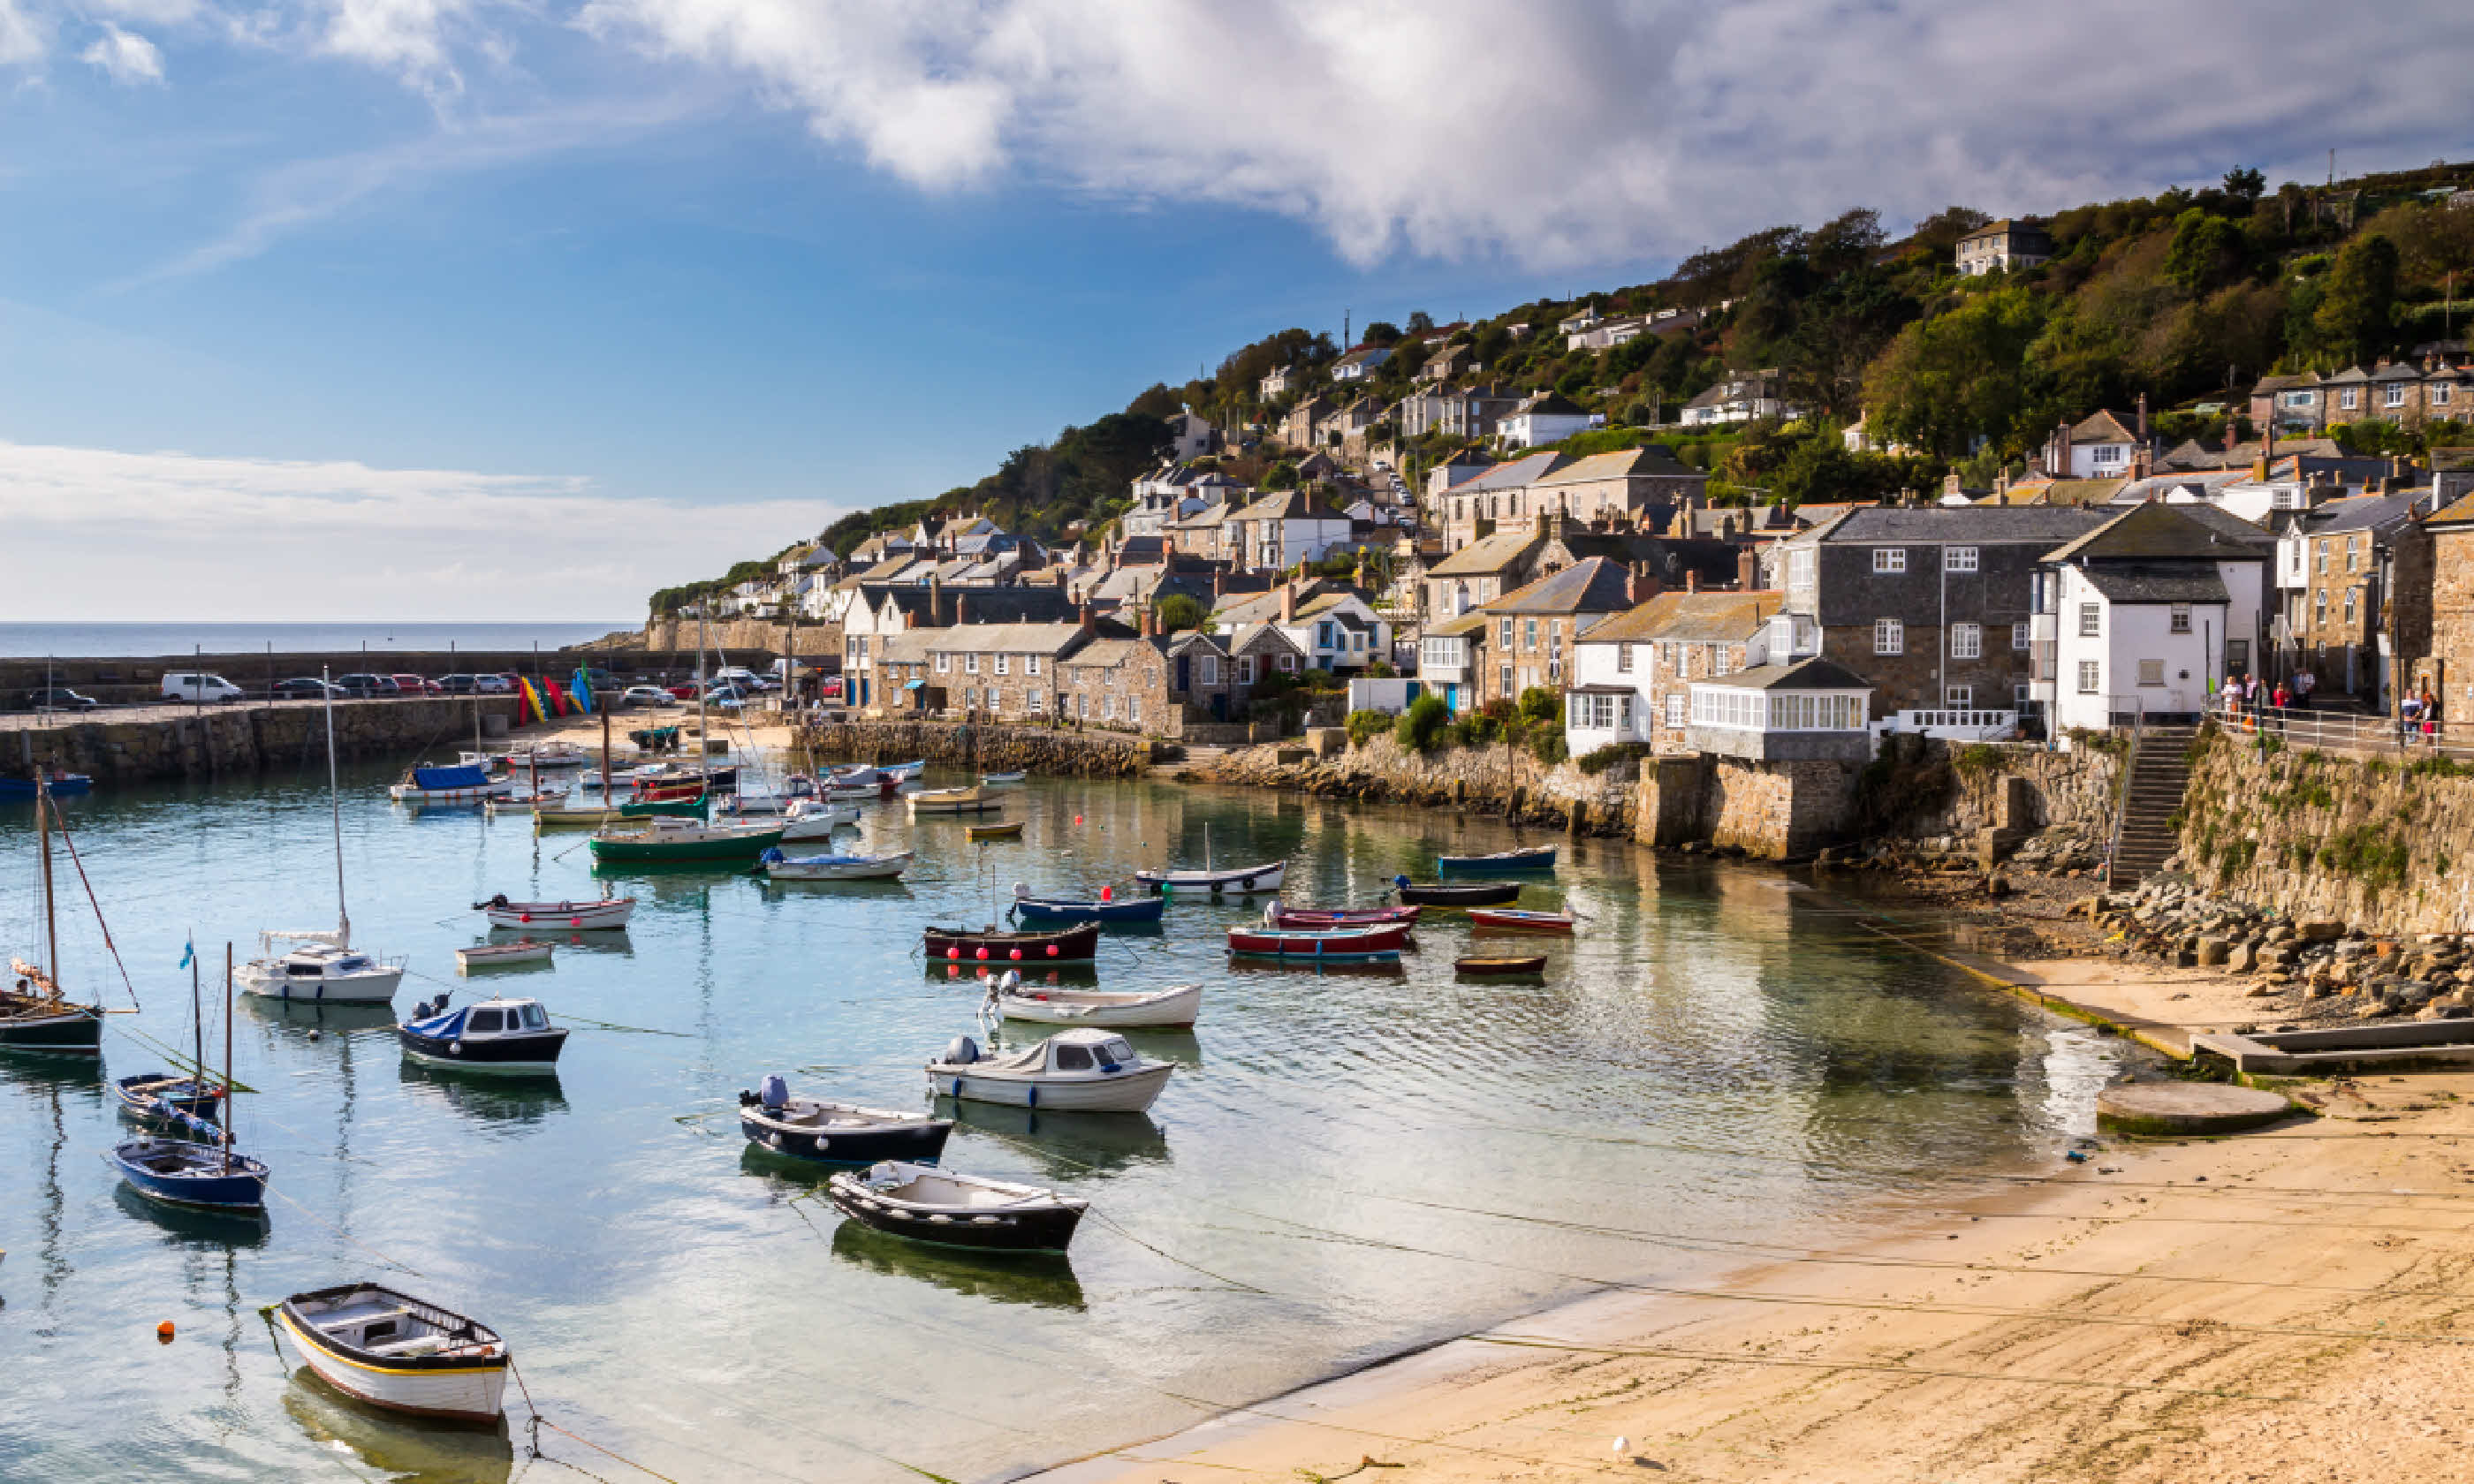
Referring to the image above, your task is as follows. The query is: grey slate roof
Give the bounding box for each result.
[1484,556,1635,616]
[2043,502,2271,564]
[1825,507,2114,544]
[1707,655,1872,692]
[2079,564,2233,604]
[2302,491,2422,535]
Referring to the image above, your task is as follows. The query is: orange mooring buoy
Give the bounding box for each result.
[156,1321,176,1344]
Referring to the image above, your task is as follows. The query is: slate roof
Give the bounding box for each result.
[1426,531,1543,576]
[920,623,1089,655]
[1530,446,1705,485]
[1232,488,1350,522]
[1482,556,1635,616]
[2042,502,2273,565]
[2078,564,2233,604]
[1456,453,1566,494]
[877,586,1078,628]
[1825,507,2115,544]
[1578,591,1783,645]
[1704,655,1872,692]
[1427,612,1490,639]
[2301,491,2423,535]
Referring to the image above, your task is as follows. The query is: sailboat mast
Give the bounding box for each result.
[696,610,710,780]
[222,943,234,1171]
[323,666,348,943]
[35,770,57,988]
[191,940,202,1087]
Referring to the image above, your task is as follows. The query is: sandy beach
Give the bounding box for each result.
[1026,959,2474,1484]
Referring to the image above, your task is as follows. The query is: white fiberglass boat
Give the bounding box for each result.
[236,931,406,1004]
[924,1028,1172,1113]
[275,1283,510,1421]
[983,973,1202,1029]
[778,799,860,841]
[474,895,636,931]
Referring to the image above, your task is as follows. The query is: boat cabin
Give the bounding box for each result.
[408,997,552,1039]
[277,944,381,980]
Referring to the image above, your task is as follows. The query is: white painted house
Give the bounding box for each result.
[2036,503,2273,732]
[1226,489,1354,571]
[1499,392,1593,449]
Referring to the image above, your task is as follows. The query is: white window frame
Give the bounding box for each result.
[2136,658,2165,688]
[1944,546,1978,572]
[1872,548,1906,573]
[2078,602,2100,637]
[965,653,980,674]
[2012,621,2029,651]
[1197,655,1218,686]
[1027,654,1041,677]
[1028,689,1045,713]
[1944,685,1972,708]
[1616,645,1634,674]
[935,652,950,674]
[995,654,1010,676]
[1665,691,1686,728]
[2077,660,2101,694]
[1949,623,1981,659]
[2169,603,2190,634]
[1873,619,1903,655]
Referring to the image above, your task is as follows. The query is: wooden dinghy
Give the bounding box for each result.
[1225,922,1410,960]
[1455,953,1549,978]
[980,770,1027,784]
[453,941,553,973]
[111,1072,223,1134]
[275,1283,510,1421]
[759,846,914,882]
[828,1161,1086,1253]
[1264,903,1422,928]
[966,820,1025,841]
[474,894,636,931]
[110,1138,269,1211]
[482,789,570,816]
[1438,844,1558,873]
[908,785,1001,815]
[1,965,104,1056]
[1393,877,1522,908]
[984,973,1202,1029]
[1134,859,1286,896]
[926,920,1102,964]
[1467,907,1577,935]
[738,1076,953,1164]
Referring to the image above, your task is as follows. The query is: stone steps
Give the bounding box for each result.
[2109,728,2201,888]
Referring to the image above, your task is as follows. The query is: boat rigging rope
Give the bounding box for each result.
[508,1360,691,1484]
[47,808,140,1010]
[262,1187,425,1277]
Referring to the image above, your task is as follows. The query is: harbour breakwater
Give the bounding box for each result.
[5,697,523,783]
[1200,734,1643,837]
[797,719,1162,778]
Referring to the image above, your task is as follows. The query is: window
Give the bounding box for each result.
[1027,655,1041,676]
[1666,692,1686,728]
[1103,696,1115,720]
[1788,547,1816,587]
[2136,659,2165,687]
[2317,540,2329,574]
[2315,588,2329,625]
[1129,698,1140,725]
[1616,645,1633,674]
[2346,536,2360,573]
[2225,640,2248,673]
[1028,690,1045,712]
[2386,383,2407,408]
[1945,545,1978,572]
[2169,603,2190,634]
[1872,548,1906,573]
[2012,621,2030,651]
[1499,663,1514,696]
[2341,388,2358,410]
[2343,587,2358,624]
[1238,655,1256,685]
[1499,618,1514,648]
[2437,383,2455,406]
[965,653,980,674]
[1874,619,1903,655]
[1523,618,1538,649]
[1944,685,1972,708]
[995,654,1010,676]
[963,687,977,708]
[1571,693,1620,731]
[2093,444,2123,466]
[1277,654,1297,672]
[2078,602,2100,637]
[2077,660,2101,693]
[1197,655,1218,685]
[934,652,950,673]
[1076,693,1087,718]
[1317,622,1336,650]
[1950,623,1981,659]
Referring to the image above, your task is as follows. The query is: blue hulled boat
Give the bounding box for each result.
[1437,845,1558,873]
[1010,889,1165,926]
[109,1138,269,1211]
[0,772,91,799]
[111,1073,224,1137]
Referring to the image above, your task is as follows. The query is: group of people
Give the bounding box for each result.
[2215,669,2447,745]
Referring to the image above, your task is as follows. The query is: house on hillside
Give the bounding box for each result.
[1281,394,1336,450]
[1423,531,1544,619]
[1468,556,1643,705]
[1260,366,1302,398]
[1332,345,1393,382]
[1211,581,1391,675]
[2274,489,2429,704]
[1681,371,1799,428]
[1226,488,1354,572]
[1420,344,1475,382]
[1417,611,1490,714]
[2040,407,2153,480]
[839,583,1077,710]
[1527,446,1710,528]
[1499,392,1593,449]
[2038,502,2273,731]
[1438,451,1564,551]
[1565,590,1786,756]
[1955,218,2053,276]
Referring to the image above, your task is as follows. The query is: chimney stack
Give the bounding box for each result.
[1736,546,1759,591]
[1279,581,1297,625]
[1140,605,1156,639]
[954,591,970,627]
[1079,602,1097,635]
[1686,570,1699,594]
[2136,391,2149,444]
[930,572,945,625]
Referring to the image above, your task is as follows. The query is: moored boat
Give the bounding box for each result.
[1134,859,1286,896]
[1264,903,1422,929]
[2,966,104,1056]
[109,1137,269,1211]
[587,815,783,864]
[758,847,914,882]
[1010,889,1165,926]
[396,995,567,1074]
[925,920,1102,964]
[482,789,570,815]
[474,894,636,931]
[778,799,859,840]
[387,764,516,804]
[1226,922,1409,960]
[984,972,1201,1028]
[0,772,91,798]
[880,760,926,783]
[275,1283,510,1421]
[907,785,999,815]
[1438,845,1559,873]
[827,1161,1086,1253]
[1467,907,1577,935]
[980,771,1027,785]
[111,1072,223,1134]
[453,941,554,973]
[738,1076,952,1164]
[1455,954,1550,978]
[925,1028,1172,1112]
[235,934,406,1004]
[966,819,1024,841]
[1393,877,1522,908]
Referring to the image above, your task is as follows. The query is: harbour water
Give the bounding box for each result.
[0,764,2122,1482]
[0,622,633,660]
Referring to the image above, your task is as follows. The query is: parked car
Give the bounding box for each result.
[27,686,99,711]
[664,683,702,700]
[436,673,483,694]
[273,678,345,700]
[714,666,776,692]
[390,673,443,695]
[705,684,750,711]
[474,674,513,694]
[621,685,676,708]
[161,672,246,704]
[331,674,401,698]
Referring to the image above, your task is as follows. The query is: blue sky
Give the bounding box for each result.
[0,1,2462,620]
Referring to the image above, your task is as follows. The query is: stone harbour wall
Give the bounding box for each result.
[636,617,842,658]
[798,720,1159,778]
[1198,734,1640,834]
[7,697,523,783]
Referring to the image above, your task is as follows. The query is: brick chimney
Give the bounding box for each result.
[929,573,945,624]
[1685,570,1699,594]
[2136,391,2148,444]
[1139,605,1156,639]
[1279,581,1297,625]
[1078,602,1097,635]
[954,591,970,627]
[1735,546,1758,591]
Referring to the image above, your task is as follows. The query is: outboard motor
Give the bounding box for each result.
[758,1073,789,1110]
[998,970,1021,993]
[944,1034,980,1066]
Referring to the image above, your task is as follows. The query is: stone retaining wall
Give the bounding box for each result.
[637,617,841,657]
[6,697,523,782]
[797,720,1159,778]
[1196,735,1639,833]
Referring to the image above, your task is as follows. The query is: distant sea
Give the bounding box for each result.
[0,621,637,659]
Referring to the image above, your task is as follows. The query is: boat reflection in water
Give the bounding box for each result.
[484,926,634,960]
[282,1381,513,1484]
[1222,954,1408,980]
[241,996,400,1041]
[927,960,1100,988]
[829,1218,1085,1311]
[935,1098,1171,1177]
[397,1061,570,1127]
[111,1183,270,1247]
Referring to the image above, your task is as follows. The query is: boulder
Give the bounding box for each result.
[2297,920,2346,942]
[2196,937,2231,966]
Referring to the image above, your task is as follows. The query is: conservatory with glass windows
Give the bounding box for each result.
[1686,656,1875,761]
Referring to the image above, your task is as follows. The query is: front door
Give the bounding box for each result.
[1210,692,1226,722]
[1176,655,1191,692]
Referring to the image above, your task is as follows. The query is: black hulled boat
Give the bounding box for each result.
[1392,876,1522,907]
[923,920,1102,965]
[396,995,568,1074]
[739,1076,952,1164]
[827,1161,1087,1253]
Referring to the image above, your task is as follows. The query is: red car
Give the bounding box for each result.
[391,673,444,695]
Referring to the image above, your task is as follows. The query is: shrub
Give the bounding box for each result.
[1576,741,1652,776]
[1529,730,1569,766]
[1515,685,1562,727]
[1954,743,2000,776]
[1345,708,1390,747]
[1394,693,1451,752]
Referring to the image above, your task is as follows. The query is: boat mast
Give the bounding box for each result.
[599,640,614,826]
[696,609,710,780]
[191,936,202,1089]
[222,943,233,1171]
[35,769,57,990]
[323,666,349,945]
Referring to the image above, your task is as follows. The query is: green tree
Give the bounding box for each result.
[2311,234,2400,365]
[1154,593,1204,632]
[1124,382,1184,420]
[1262,460,1300,490]
[2163,208,2247,297]
[1406,311,1436,335]
[1861,286,2049,457]
[2222,166,2265,203]
[1362,321,1403,347]
[2020,307,2135,433]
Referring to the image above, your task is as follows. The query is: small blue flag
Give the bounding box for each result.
[178,938,193,970]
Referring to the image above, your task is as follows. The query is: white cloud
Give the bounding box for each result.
[0,0,47,64]
[317,0,487,89]
[0,440,827,620]
[80,20,163,81]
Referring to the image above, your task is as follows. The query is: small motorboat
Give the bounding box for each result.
[759,847,913,882]
[1438,845,1559,873]
[880,760,926,783]
[737,1076,953,1164]
[926,1028,1173,1113]
[1135,860,1286,896]
[778,799,860,841]
[396,995,567,1074]
[1455,954,1549,978]
[0,772,92,798]
[474,894,636,931]
[980,771,1027,785]
[453,941,554,973]
[908,785,1000,815]
[823,766,900,801]
[966,820,1024,841]
[984,972,1201,1029]
[925,920,1101,965]
[1264,903,1422,929]
[235,933,405,1004]
[387,764,516,805]
[1393,877,1522,908]
[1468,907,1576,935]
[275,1283,510,1421]
[109,1137,269,1211]
[110,1072,223,1134]
[827,1161,1086,1253]
[587,815,784,864]
[1226,922,1409,961]
[1010,887,1165,926]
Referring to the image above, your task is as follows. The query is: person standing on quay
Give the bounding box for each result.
[2294,669,2315,710]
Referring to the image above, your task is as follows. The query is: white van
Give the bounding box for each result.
[162,672,246,703]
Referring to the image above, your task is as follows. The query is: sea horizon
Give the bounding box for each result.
[0,619,639,659]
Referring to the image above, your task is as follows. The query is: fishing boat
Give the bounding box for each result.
[880,760,926,783]
[925,920,1102,965]
[111,945,266,1213]
[907,785,999,816]
[387,764,515,805]
[827,1162,1086,1253]
[1225,922,1410,961]
[1438,845,1559,873]
[274,1283,510,1421]
[822,765,900,801]
[634,771,731,799]
[474,894,636,931]
[1467,907,1577,935]
[2,772,110,1055]
[1264,903,1422,929]
[1393,878,1522,908]
[235,932,405,1003]
[587,815,784,864]
[737,1076,953,1164]
[453,941,554,973]
[0,771,90,798]
[1135,860,1286,896]
[984,972,1201,1029]
[1009,888,1165,926]
[966,820,1024,842]
[1455,954,1550,978]
[778,799,860,841]
[925,1028,1173,1113]
[980,771,1027,785]
[396,995,568,1074]
[110,1072,223,1134]
[757,846,914,882]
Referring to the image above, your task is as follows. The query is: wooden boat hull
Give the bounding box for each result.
[1456,954,1549,977]
[1468,908,1575,935]
[0,772,92,798]
[110,1138,269,1210]
[1265,904,1421,928]
[111,1074,222,1133]
[966,821,1025,841]
[1396,881,1522,908]
[477,898,635,931]
[908,789,999,815]
[587,826,783,863]
[826,1169,1083,1253]
[1135,860,1286,896]
[926,921,1101,964]
[277,1285,509,1422]
[0,1001,104,1054]
[396,1026,568,1074]
[1011,895,1165,925]
[1226,923,1408,960]
[992,982,1202,1028]
[926,1061,1172,1113]
[739,1105,953,1165]
[761,849,913,882]
[1438,846,1558,873]
[454,943,553,973]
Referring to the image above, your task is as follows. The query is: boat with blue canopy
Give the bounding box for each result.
[388,764,514,804]
[397,994,569,1074]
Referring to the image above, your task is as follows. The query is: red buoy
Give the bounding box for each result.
[975,947,990,960]
[946,947,960,960]
[1046,944,1059,957]
[156,1321,175,1344]
[1100,885,1113,902]
[1009,948,1022,960]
